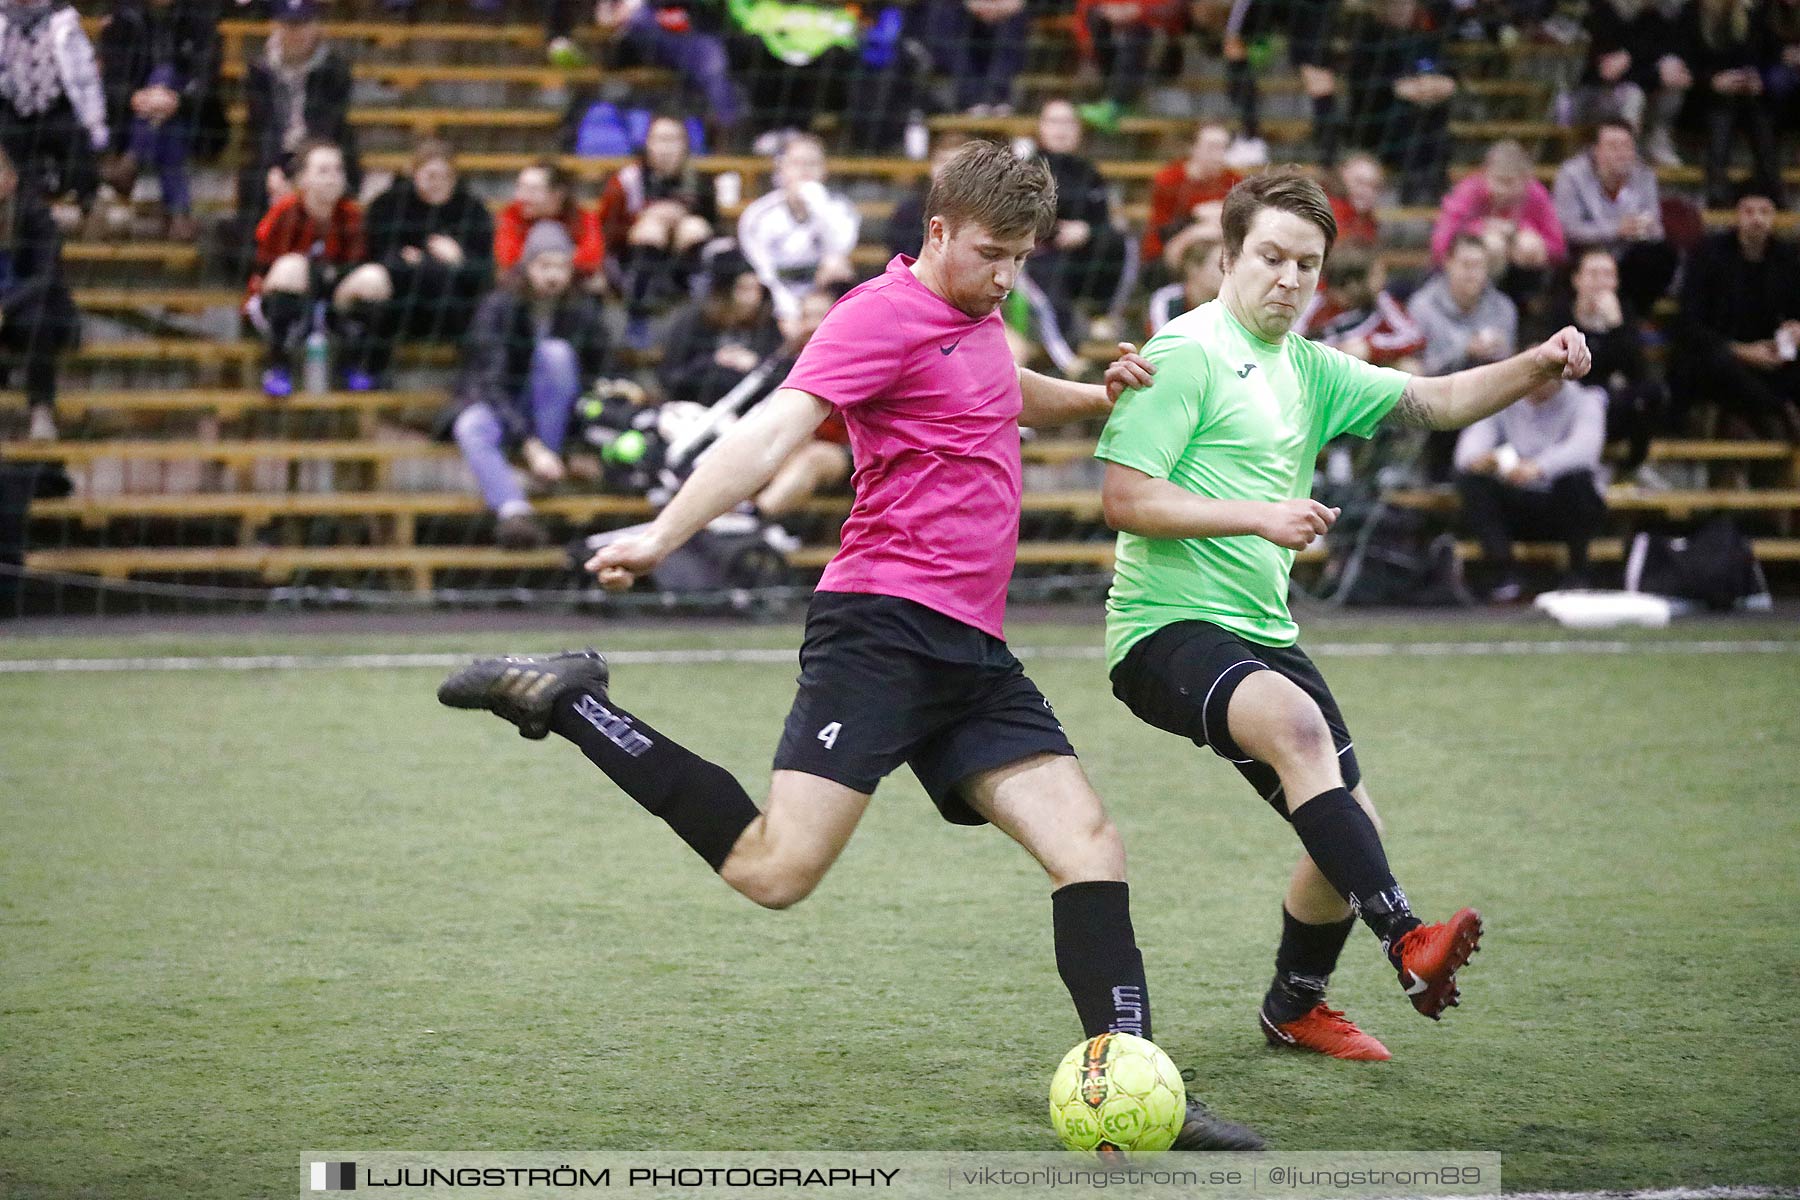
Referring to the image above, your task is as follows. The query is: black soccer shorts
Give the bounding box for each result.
[1109,619,1360,816]
[771,591,1076,825]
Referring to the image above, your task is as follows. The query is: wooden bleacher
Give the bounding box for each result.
[14,17,1800,598]
[23,535,1800,596]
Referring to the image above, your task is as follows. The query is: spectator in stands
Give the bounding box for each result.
[0,145,78,441]
[1548,246,1668,478]
[1582,0,1693,167]
[591,0,744,138]
[886,133,966,260]
[1694,0,1786,208]
[244,139,370,398]
[926,0,1028,115]
[0,0,109,212]
[494,159,604,284]
[737,133,858,321]
[1410,234,1519,376]
[1326,152,1385,248]
[1340,0,1457,206]
[447,220,611,549]
[1296,245,1425,369]
[1764,0,1800,126]
[1145,236,1221,334]
[1224,0,1341,166]
[1072,0,1185,132]
[239,0,358,230]
[596,114,718,338]
[1410,234,1519,478]
[97,0,223,243]
[657,253,781,407]
[353,139,496,389]
[1432,140,1567,310]
[1028,98,1135,348]
[1145,123,1241,271]
[1553,120,1676,315]
[1674,184,1800,440]
[1453,378,1610,598]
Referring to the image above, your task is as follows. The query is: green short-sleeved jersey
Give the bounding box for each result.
[1096,300,1408,665]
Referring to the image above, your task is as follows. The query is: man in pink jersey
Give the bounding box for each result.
[437,141,1264,1151]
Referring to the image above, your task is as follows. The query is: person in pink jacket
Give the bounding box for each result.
[1430,140,1567,311]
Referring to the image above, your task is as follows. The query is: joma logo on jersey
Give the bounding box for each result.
[1236,363,1257,378]
[574,694,653,757]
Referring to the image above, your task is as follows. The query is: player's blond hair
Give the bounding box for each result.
[924,140,1058,243]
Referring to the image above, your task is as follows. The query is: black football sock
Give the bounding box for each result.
[548,689,759,871]
[1053,881,1151,1041]
[1287,788,1422,948]
[261,291,305,368]
[1262,906,1356,1023]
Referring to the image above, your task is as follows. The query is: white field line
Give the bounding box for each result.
[0,639,1798,675]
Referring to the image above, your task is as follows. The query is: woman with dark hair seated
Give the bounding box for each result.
[657,254,781,407]
[352,139,495,387]
[595,115,717,336]
[0,146,79,441]
[1547,246,1669,480]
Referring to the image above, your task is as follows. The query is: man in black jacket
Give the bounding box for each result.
[97,0,223,241]
[349,140,495,388]
[0,147,79,441]
[445,221,610,549]
[1674,185,1800,441]
[236,0,358,232]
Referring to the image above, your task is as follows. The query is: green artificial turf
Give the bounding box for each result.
[3,622,1797,1197]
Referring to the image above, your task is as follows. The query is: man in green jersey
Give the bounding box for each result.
[1097,171,1591,1062]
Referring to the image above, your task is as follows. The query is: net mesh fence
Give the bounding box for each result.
[1,0,1796,616]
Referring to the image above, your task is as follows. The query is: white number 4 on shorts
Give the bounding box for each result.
[816,722,842,750]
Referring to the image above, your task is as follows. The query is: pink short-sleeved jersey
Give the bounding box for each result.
[783,256,1023,639]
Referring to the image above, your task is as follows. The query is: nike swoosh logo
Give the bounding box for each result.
[1402,973,1429,995]
[940,341,961,356]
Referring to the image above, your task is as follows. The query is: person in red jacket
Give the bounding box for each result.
[493,159,604,285]
[1294,245,1426,370]
[244,139,380,397]
[1144,122,1241,270]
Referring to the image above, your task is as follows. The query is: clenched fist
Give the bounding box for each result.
[1533,326,1592,381]
[1255,498,1340,551]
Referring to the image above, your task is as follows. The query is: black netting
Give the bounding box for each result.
[2,0,1796,615]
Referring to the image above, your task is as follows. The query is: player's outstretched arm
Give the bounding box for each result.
[1101,462,1339,550]
[1388,325,1592,431]
[586,387,831,589]
[1017,343,1154,428]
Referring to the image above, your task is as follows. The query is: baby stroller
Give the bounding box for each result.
[568,356,800,598]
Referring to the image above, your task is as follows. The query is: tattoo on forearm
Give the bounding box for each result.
[1389,383,1436,429]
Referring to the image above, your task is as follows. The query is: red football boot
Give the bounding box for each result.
[1389,907,1483,1019]
[1261,1004,1392,1061]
